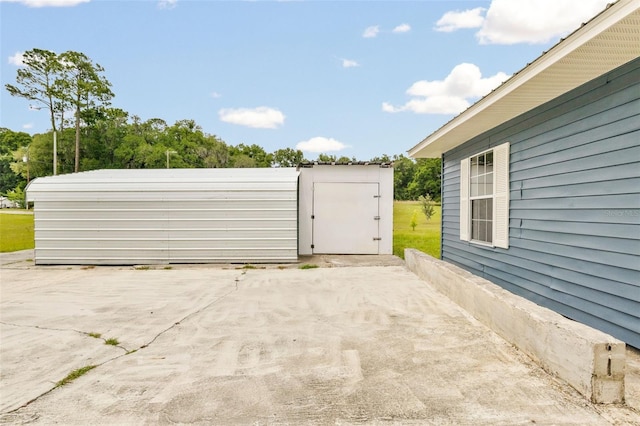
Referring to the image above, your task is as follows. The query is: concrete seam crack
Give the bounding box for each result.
[0,321,129,352]
[138,273,244,350]
[2,273,244,416]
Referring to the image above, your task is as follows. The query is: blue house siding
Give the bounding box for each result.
[441,57,640,348]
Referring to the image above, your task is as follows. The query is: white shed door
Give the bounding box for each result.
[312,182,379,254]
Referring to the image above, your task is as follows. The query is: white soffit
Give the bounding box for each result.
[408,0,640,158]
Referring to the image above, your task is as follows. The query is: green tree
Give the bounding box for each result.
[6,187,25,208]
[18,132,56,177]
[407,158,441,201]
[0,129,32,194]
[5,48,64,175]
[114,133,145,169]
[231,154,257,168]
[336,156,353,163]
[317,153,336,162]
[229,144,272,168]
[371,154,392,163]
[58,51,114,172]
[410,210,418,231]
[195,135,229,168]
[273,148,304,167]
[419,194,436,221]
[392,154,416,200]
[81,108,129,170]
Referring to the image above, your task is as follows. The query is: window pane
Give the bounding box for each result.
[471,157,478,176]
[486,173,494,195]
[482,199,490,220]
[478,220,486,242]
[468,151,495,245]
[470,176,479,197]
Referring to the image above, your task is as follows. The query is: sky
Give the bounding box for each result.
[0,0,612,161]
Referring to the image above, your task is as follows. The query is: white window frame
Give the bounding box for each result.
[460,142,510,249]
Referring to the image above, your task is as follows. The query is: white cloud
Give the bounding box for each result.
[8,51,24,66]
[210,91,221,98]
[218,107,285,129]
[362,25,380,38]
[434,7,486,32]
[342,58,359,68]
[296,137,348,153]
[477,0,610,44]
[383,63,509,115]
[1,0,89,7]
[392,23,411,33]
[157,0,177,10]
[22,123,34,129]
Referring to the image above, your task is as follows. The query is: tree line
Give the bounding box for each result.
[2,49,440,204]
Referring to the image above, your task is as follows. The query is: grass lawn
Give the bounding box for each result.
[0,212,35,252]
[393,201,440,259]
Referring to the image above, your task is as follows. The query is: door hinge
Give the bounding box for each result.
[311,244,315,249]
[311,215,315,219]
[373,237,382,241]
[373,195,381,198]
[374,216,380,220]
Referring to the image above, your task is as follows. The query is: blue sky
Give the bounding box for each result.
[1,0,611,160]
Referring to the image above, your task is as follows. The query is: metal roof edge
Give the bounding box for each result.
[297,161,392,168]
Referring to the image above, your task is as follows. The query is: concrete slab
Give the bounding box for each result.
[1,262,639,424]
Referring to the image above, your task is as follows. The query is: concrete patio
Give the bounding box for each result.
[1,251,638,424]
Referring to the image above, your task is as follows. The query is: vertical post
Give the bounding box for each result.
[166,150,176,169]
[23,151,30,210]
[53,130,57,176]
[23,152,30,184]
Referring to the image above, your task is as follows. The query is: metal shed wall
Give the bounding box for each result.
[440,58,640,347]
[26,168,299,265]
[298,164,393,255]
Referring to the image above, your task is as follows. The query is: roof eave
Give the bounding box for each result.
[408,0,640,158]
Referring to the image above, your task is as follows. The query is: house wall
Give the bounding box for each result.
[441,58,640,347]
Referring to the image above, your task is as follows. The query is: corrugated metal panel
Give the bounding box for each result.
[26,168,299,265]
[440,58,640,348]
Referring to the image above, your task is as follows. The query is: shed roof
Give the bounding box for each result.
[26,168,299,200]
[408,0,640,158]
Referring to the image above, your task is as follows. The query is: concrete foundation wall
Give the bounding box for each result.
[405,248,625,404]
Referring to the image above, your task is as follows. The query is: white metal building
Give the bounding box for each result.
[26,165,393,265]
[26,168,299,265]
